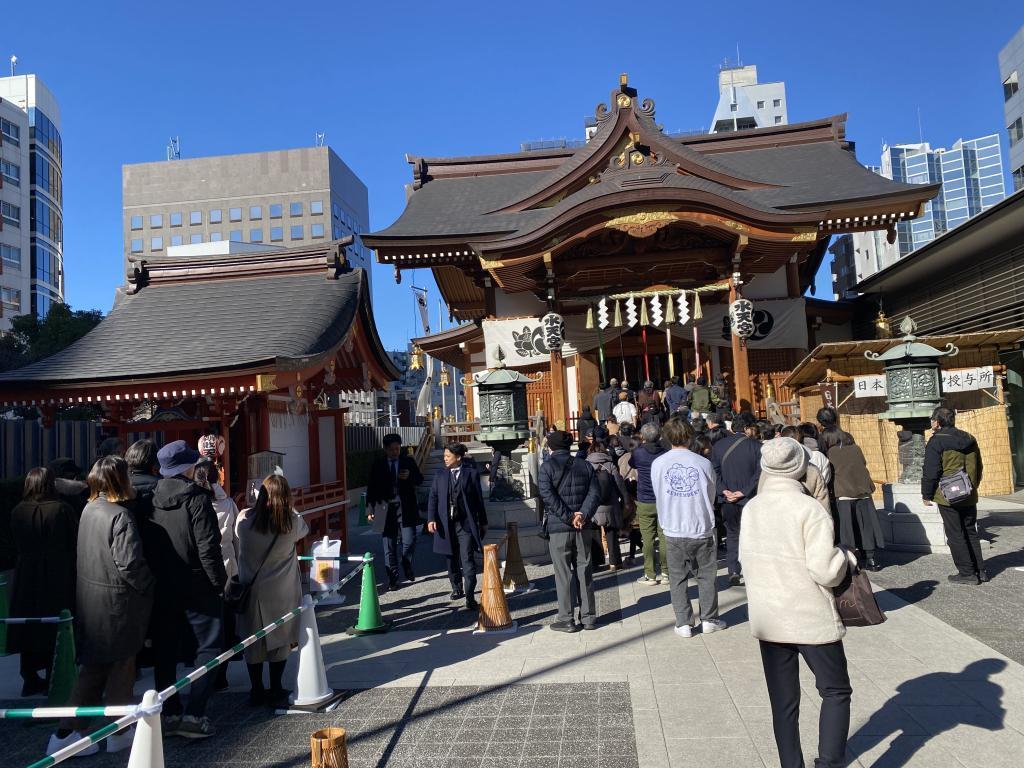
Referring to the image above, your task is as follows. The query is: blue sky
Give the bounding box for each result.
[6,1,1020,350]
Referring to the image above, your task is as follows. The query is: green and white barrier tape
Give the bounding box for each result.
[15,560,369,767]
[0,616,73,625]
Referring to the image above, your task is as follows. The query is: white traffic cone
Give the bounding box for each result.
[288,594,343,712]
[127,690,164,768]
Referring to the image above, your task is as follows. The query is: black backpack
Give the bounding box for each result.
[596,465,618,506]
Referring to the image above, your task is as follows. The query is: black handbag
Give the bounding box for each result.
[833,562,886,627]
[224,531,279,615]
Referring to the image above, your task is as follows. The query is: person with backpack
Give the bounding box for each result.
[921,407,987,584]
[629,423,670,585]
[637,381,664,425]
[688,376,719,416]
[538,430,601,632]
[586,441,631,571]
[711,411,762,587]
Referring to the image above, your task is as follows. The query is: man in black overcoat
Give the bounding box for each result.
[426,442,488,611]
[366,433,424,590]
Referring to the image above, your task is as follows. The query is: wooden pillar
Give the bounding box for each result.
[549,350,568,430]
[334,412,346,491]
[256,396,271,452]
[308,412,321,486]
[220,417,232,496]
[730,282,753,412]
[786,255,801,298]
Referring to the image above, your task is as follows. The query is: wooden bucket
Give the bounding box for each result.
[310,727,348,768]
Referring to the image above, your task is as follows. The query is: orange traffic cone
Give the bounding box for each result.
[476,543,516,634]
[502,523,534,595]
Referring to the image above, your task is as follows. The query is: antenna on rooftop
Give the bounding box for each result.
[315,131,326,147]
[916,107,924,144]
[166,136,181,161]
[736,43,741,67]
[9,55,16,77]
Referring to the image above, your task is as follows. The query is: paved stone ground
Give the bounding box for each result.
[4,505,1024,767]
[870,507,1024,665]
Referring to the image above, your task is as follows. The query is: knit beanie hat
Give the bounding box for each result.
[547,430,572,451]
[760,437,807,479]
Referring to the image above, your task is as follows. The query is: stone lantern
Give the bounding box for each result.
[468,350,541,501]
[865,316,959,552]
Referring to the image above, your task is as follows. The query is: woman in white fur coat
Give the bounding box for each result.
[740,437,857,768]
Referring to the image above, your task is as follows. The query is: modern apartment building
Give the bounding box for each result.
[880,136,1005,257]
[0,74,63,327]
[829,229,900,299]
[1001,26,1024,191]
[122,147,371,282]
[709,64,787,133]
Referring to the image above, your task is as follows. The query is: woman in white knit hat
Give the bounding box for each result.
[740,437,857,768]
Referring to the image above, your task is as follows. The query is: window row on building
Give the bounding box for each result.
[28,107,61,163]
[1,286,21,314]
[32,198,62,246]
[131,200,327,230]
[33,243,61,289]
[131,223,328,252]
[1,200,19,227]
[0,117,19,146]
[32,153,62,205]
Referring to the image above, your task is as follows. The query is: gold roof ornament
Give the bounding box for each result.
[409,345,424,371]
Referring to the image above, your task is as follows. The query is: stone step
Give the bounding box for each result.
[484,498,540,529]
[483,524,550,563]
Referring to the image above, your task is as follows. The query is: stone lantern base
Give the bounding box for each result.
[875,483,951,554]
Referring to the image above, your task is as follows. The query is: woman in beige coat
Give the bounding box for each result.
[236,473,309,707]
[740,437,856,768]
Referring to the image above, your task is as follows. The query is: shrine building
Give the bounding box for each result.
[363,75,940,426]
[0,240,400,550]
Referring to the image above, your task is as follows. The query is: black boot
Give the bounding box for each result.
[864,555,881,572]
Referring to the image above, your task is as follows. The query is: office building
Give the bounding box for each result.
[1001,26,1024,191]
[829,229,900,299]
[880,136,1005,257]
[709,64,787,133]
[122,147,371,282]
[0,73,63,326]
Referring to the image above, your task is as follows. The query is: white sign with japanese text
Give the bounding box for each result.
[853,374,887,398]
[941,366,995,393]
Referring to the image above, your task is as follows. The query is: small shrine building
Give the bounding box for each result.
[364,76,939,426]
[0,240,400,550]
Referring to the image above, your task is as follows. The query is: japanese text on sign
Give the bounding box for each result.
[853,374,887,398]
[941,366,995,393]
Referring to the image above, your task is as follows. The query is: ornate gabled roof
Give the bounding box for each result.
[365,78,939,254]
[0,241,400,394]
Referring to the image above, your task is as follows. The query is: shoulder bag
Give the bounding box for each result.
[934,435,974,505]
[833,560,886,627]
[224,529,280,615]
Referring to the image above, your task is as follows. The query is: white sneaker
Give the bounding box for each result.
[637,575,660,586]
[106,725,134,753]
[46,732,99,758]
[702,618,728,634]
[674,624,693,638]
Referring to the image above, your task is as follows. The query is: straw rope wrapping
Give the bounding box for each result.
[14,560,366,767]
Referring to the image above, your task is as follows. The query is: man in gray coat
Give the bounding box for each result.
[538,430,601,632]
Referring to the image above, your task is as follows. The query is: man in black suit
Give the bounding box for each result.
[366,434,424,590]
[427,442,488,611]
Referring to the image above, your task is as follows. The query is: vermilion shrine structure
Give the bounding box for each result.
[364,76,940,425]
[0,240,399,549]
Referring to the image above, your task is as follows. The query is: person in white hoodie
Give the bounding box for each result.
[650,418,725,638]
[740,437,856,768]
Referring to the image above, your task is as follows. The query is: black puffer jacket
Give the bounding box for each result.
[150,475,227,607]
[539,450,601,533]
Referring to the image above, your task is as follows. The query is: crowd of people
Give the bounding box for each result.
[1,394,989,767]
[535,384,988,768]
[3,437,309,756]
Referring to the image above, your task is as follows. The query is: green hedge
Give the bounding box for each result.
[345,450,377,490]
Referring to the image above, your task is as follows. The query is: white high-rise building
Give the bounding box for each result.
[0,72,63,328]
[709,64,787,133]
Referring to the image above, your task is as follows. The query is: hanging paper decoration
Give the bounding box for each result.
[693,291,703,320]
[598,297,610,330]
[664,294,675,324]
[541,312,566,352]
[585,305,594,330]
[729,298,755,339]
[649,295,663,326]
[676,292,689,325]
[625,296,638,327]
[639,297,649,326]
[613,299,623,327]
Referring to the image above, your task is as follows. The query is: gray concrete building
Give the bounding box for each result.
[122,146,371,281]
[709,64,787,133]
[1002,25,1024,191]
[0,73,63,328]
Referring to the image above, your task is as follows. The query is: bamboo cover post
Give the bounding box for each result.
[502,523,532,593]
[478,543,515,632]
[311,727,349,768]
